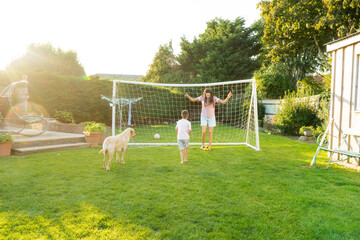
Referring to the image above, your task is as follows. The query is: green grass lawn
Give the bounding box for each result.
[1,133,360,239]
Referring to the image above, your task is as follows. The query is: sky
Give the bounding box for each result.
[0,0,261,76]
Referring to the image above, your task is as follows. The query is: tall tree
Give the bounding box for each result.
[258,0,335,82]
[178,18,263,82]
[258,0,360,83]
[143,41,190,83]
[320,0,360,37]
[6,43,85,76]
[144,18,263,83]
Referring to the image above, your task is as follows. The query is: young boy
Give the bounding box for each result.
[175,110,191,163]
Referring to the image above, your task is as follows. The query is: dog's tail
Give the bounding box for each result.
[99,149,106,154]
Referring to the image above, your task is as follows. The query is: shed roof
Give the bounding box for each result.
[326,32,360,52]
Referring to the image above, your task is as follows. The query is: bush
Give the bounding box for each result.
[299,126,314,135]
[0,133,13,143]
[54,110,75,124]
[83,122,106,135]
[254,63,296,99]
[276,89,321,135]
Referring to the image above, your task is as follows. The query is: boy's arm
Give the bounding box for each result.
[185,93,200,102]
[218,91,233,104]
[175,126,178,135]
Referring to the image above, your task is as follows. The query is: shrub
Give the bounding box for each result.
[276,89,321,135]
[299,126,314,135]
[0,133,13,143]
[83,122,106,135]
[254,63,296,99]
[54,110,75,124]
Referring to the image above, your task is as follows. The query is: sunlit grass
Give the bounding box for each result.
[1,132,360,239]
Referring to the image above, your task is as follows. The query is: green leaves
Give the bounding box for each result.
[0,133,13,143]
[6,43,85,77]
[144,18,263,83]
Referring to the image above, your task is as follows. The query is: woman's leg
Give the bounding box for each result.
[209,127,213,150]
[201,125,207,148]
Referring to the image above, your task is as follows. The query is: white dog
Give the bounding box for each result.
[99,128,136,171]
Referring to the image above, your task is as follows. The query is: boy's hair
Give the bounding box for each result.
[181,110,189,118]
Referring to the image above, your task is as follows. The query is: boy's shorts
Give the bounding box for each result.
[178,139,190,150]
[201,116,216,127]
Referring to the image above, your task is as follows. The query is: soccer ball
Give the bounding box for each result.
[204,146,209,151]
[154,133,160,140]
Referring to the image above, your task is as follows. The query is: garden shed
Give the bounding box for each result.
[326,32,360,165]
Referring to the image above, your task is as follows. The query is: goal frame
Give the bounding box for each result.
[111,79,260,151]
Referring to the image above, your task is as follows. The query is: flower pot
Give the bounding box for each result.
[0,141,12,157]
[304,130,313,137]
[84,132,102,147]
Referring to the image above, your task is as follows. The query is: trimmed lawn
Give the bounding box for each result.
[1,132,360,239]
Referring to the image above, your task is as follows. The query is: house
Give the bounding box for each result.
[326,32,360,165]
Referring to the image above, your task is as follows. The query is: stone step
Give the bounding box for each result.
[12,130,87,148]
[11,142,91,156]
[13,135,86,148]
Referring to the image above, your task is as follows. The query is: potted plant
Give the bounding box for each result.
[83,122,106,147]
[300,126,314,137]
[0,133,14,157]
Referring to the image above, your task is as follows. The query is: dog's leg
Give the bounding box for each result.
[103,151,107,169]
[116,151,120,164]
[121,149,126,164]
[107,152,114,171]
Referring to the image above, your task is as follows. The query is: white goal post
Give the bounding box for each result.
[109,79,260,151]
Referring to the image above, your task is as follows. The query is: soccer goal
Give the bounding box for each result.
[108,79,260,151]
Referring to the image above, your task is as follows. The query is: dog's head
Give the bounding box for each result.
[128,128,136,138]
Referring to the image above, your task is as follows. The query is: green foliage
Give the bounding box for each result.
[144,18,263,83]
[143,41,181,83]
[83,122,106,134]
[26,72,113,125]
[258,0,334,81]
[54,110,75,124]
[299,126,314,135]
[276,89,321,135]
[258,0,360,84]
[255,63,296,99]
[0,133,13,143]
[6,43,85,76]
[297,76,328,95]
[257,101,266,127]
[321,0,360,37]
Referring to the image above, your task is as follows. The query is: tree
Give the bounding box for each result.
[258,0,336,82]
[6,43,85,77]
[255,63,296,99]
[320,0,360,37]
[143,41,191,83]
[258,0,360,84]
[144,18,263,83]
[178,18,263,82]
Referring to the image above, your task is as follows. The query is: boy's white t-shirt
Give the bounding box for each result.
[176,119,191,140]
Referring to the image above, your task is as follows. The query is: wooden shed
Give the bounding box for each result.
[326,32,360,165]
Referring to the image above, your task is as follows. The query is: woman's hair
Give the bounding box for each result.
[203,88,214,107]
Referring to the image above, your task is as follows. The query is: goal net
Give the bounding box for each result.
[109,79,260,150]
